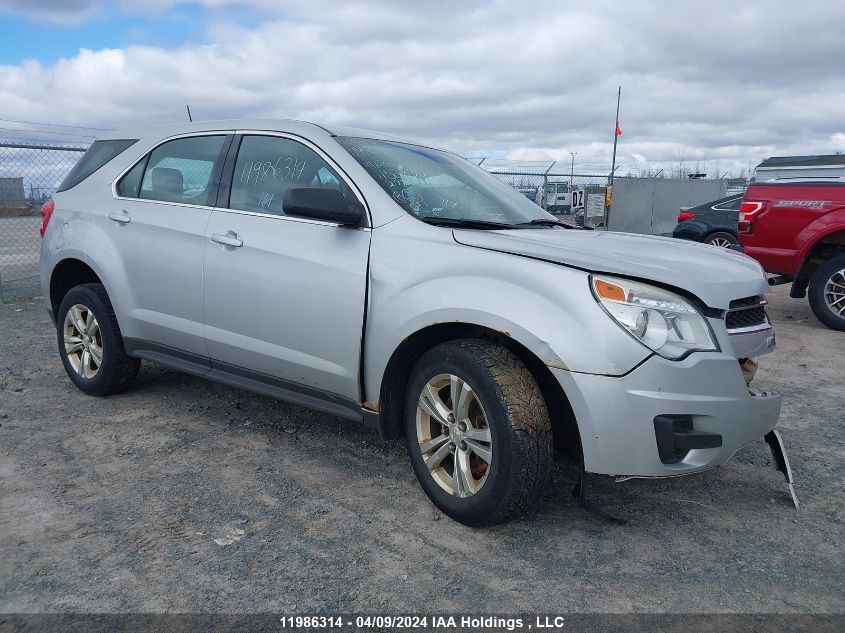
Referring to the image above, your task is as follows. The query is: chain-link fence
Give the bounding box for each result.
[0,141,87,301]
[486,169,610,228]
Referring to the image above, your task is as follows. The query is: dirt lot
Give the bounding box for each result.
[0,285,843,615]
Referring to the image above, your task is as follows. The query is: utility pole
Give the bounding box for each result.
[186,105,193,122]
[610,86,621,188]
[569,152,577,191]
[606,86,622,228]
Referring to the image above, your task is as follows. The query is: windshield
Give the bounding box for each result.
[337,137,558,226]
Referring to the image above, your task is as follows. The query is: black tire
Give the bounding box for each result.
[56,283,140,396]
[808,254,845,331]
[403,339,553,526]
[704,231,738,248]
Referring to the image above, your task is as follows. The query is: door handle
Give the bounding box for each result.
[210,232,243,248]
[107,210,131,224]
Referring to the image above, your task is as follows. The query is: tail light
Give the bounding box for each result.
[39,199,55,237]
[738,200,767,234]
[678,211,697,222]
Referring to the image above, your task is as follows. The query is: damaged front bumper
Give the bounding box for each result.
[555,352,782,478]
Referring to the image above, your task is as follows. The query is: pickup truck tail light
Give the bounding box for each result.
[678,211,696,222]
[39,199,55,237]
[738,200,767,234]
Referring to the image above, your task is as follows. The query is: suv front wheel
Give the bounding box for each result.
[404,339,553,526]
[57,283,140,395]
[808,254,845,331]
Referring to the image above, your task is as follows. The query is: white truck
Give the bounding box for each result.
[535,182,583,214]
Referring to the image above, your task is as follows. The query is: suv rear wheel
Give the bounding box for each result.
[705,231,738,248]
[808,254,845,331]
[57,283,140,395]
[403,339,553,526]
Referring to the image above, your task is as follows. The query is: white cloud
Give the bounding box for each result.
[1,0,844,175]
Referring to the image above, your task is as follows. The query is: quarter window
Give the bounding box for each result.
[713,197,742,211]
[229,135,350,216]
[138,135,226,205]
[57,139,137,192]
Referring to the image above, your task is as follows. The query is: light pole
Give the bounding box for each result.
[569,152,577,191]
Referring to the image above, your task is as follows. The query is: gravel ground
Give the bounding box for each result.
[0,285,843,614]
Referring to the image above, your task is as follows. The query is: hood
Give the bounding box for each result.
[453,228,769,310]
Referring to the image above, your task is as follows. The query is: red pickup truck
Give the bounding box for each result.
[739,180,845,330]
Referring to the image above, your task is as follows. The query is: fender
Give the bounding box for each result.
[362,226,650,407]
[80,217,136,333]
[791,221,845,297]
[790,204,845,274]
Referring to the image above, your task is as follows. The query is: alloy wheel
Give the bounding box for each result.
[708,237,734,248]
[63,303,103,379]
[823,269,845,318]
[415,373,493,498]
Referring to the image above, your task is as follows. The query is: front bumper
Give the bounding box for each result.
[555,353,781,477]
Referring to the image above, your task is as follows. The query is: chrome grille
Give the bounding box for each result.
[726,295,769,332]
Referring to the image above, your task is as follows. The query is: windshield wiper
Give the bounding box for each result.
[416,216,516,230]
[517,218,573,228]
[517,218,595,230]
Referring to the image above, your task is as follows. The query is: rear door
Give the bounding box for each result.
[111,133,231,357]
[202,133,370,401]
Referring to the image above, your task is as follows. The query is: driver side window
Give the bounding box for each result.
[229,136,348,216]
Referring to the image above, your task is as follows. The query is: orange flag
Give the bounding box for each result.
[615,122,623,137]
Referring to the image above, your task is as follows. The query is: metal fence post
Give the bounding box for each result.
[542,161,556,209]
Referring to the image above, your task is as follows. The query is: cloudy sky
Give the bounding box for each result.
[0,0,843,175]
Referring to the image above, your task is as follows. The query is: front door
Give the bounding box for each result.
[203,134,370,401]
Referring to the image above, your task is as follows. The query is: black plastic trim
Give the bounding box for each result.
[207,134,235,207]
[124,338,211,375]
[208,358,363,422]
[214,134,242,208]
[123,338,364,422]
[654,414,722,464]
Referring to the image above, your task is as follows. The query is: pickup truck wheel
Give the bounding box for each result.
[403,339,553,526]
[705,231,737,248]
[808,254,845,331]
[57,283,141,396]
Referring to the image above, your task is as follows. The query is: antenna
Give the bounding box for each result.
[186,105,193,122]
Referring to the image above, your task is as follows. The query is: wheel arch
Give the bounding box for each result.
[702,228,738,242]
[790,228,845,298]
[375,322,582,460]
[48,258,103,324]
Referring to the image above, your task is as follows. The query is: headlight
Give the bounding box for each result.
[590,275,718,359]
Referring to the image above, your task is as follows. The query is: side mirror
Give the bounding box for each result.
[282,187,364,226]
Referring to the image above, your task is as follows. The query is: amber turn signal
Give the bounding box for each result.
[593,278,626,302]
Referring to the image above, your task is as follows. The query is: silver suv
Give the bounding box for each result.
[40,120,785,525]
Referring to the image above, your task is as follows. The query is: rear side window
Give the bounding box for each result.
[57,139,137,192]
[138,135,226,205]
